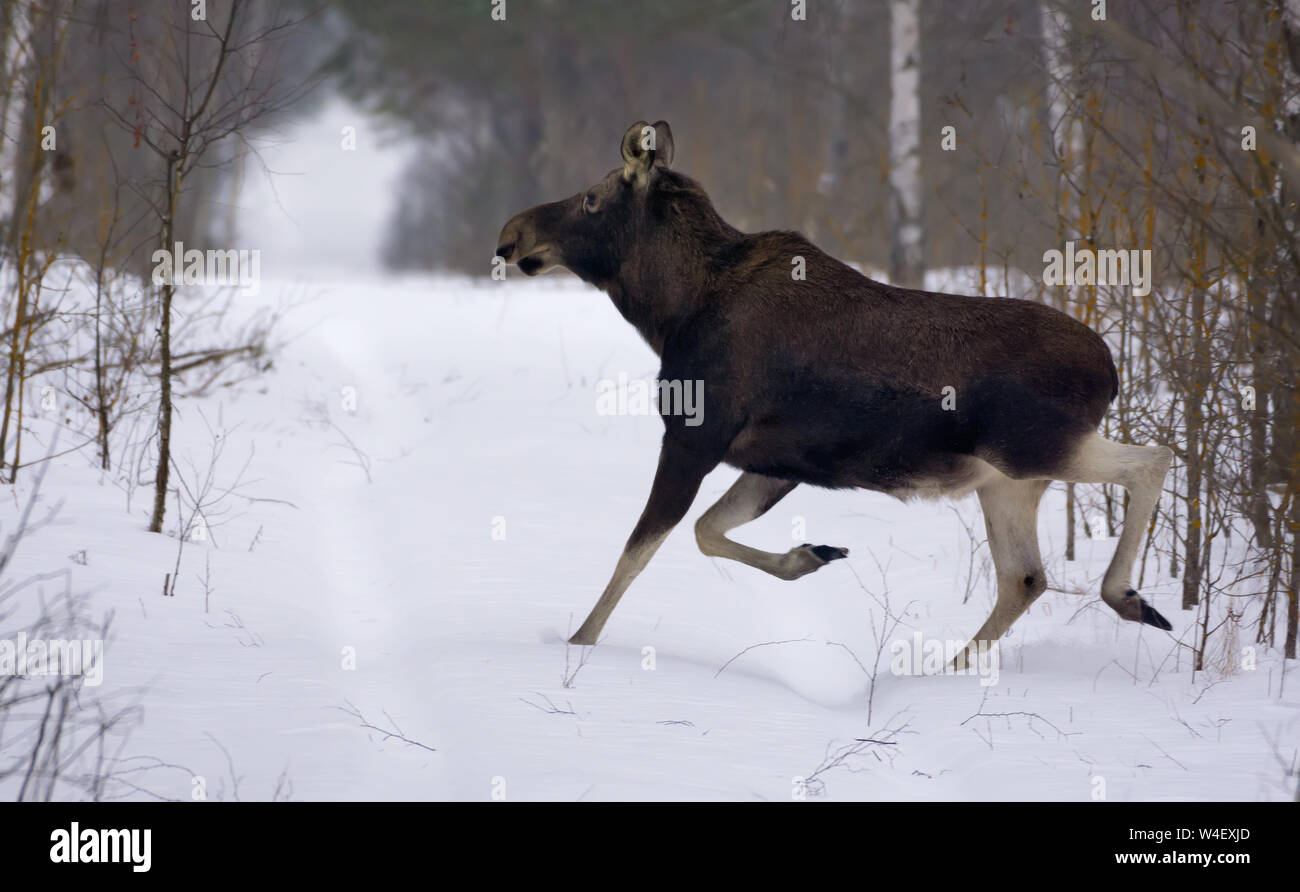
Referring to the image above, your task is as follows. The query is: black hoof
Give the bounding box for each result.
[806,544,849,563]
[1127,590,1173,631]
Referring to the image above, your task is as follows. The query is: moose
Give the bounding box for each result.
[496,121,1174,664]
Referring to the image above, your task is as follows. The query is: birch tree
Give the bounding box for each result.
[888,0,923,286]
[1278,0,1300,658]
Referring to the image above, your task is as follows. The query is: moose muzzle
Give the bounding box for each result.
[496,210,556,276]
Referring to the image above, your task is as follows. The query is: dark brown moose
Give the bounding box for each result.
[496,121,1173,664]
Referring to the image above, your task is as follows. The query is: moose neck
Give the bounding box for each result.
[604,200,741,356]
[604,263,698,356]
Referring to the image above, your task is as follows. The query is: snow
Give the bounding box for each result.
[2,272,1296,801]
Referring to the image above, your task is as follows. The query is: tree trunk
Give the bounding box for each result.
[148,151,179,533]
[888,0,923,287]
[0,3,54,479]
[1182,262,1204,611]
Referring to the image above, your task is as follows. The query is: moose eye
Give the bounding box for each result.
[583,192,599,213]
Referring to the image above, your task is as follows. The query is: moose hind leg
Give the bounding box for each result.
[694,472,848,581]
[954,477,1048,672]
[1059,433,1173,631]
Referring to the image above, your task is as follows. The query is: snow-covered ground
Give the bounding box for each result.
[2,273,1296,801]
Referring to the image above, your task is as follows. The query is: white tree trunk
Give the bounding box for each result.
[1040,5,1082,170]
[888,0,923,286]
[1278,0,1300,208]
[0,4,33,232]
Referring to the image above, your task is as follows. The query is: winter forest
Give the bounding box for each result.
[0,0,1297,811]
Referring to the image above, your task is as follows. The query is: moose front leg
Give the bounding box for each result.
[569,438,717,645]
[694,472,848,580]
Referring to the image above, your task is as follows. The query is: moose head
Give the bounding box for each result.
[495,121,677,285]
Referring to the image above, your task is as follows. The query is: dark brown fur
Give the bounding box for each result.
[499,158,1117,497]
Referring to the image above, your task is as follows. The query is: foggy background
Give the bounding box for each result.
[4,0,1092,280]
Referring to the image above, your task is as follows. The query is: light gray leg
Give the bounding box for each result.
[694,472,848,581]
[1057,433,1173,629]
[954,477,1049,671]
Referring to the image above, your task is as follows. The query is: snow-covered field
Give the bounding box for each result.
[3,273,1296,801]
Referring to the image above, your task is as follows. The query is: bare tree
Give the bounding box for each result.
[101,0,312,533]
[0,0,70,482]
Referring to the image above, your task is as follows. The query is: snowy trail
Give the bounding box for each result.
[295,278,877,800]
[5,273,1296,801]
[275,275,1297,801]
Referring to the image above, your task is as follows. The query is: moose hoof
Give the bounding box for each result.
[780,543,848,580]
[568,629,598,646]
[1117,588,1173,631]
[1125,589,1173,631]
[806,544,849,563]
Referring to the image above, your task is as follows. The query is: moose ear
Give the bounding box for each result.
[620,120,674,182]
[648,120,674,168]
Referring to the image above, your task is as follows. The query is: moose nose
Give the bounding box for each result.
[497,215,528,263]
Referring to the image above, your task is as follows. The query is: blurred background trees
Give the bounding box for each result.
[324,0,1059,278]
